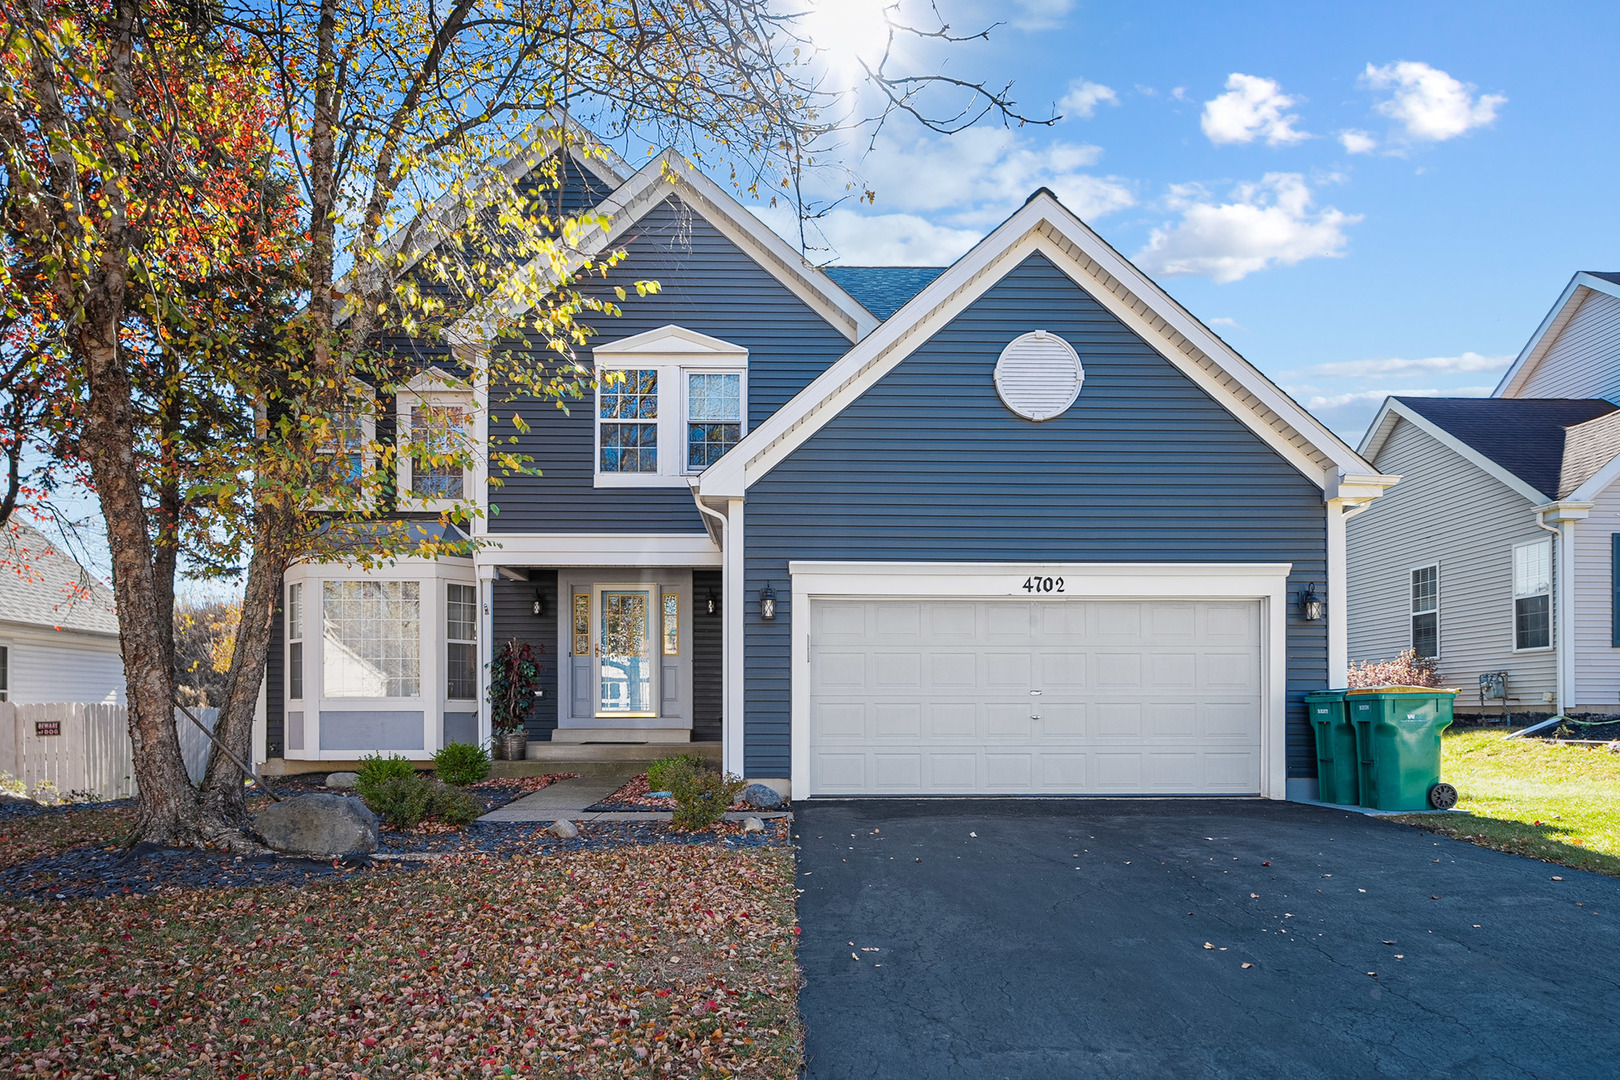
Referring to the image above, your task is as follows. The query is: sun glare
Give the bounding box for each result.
[801,0,894,81]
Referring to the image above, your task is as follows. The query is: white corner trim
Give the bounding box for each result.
[1376,400,1547,505]
[723,500,746,776]
[448,150,875,346]
[1495,273,1620,399]
[786,560,1293,801]
[471,532,721,568]
[701,193,1372,499]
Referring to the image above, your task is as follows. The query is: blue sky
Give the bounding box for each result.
[765,0,1620,443]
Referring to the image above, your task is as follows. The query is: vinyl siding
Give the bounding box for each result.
[743,252,1328,778]
[691,569,723,742]
[0,624,124,705]
[1517,289,1620,401]
[487,195,855,534]
[1572,479,1620,711]
[1348,415,1556,709]
[492,572,559,739]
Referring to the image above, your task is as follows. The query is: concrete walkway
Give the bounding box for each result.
[479,765,788,823]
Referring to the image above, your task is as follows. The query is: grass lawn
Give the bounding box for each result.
[1388,727,1620,877]
[0,847,801,1078]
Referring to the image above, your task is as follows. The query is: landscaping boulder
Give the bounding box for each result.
[740,816,765,834]
[324,772,359,790]
[739,783,784,811]
[255,793,378,857]
[547,819,580,839]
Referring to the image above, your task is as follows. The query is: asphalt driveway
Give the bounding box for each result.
[795,799,1620,1080]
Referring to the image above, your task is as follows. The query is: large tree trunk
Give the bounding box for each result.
[198,507,291,830]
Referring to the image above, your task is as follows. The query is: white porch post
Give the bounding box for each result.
[478,565,496,748]
[723,498,746,776]
[1326,498,1350,685]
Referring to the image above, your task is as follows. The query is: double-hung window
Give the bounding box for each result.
[398,369,476,508]
[1513,539,1552,650]
[286,583,304,700]
[316,406,371,486]
[0,643,8,701]
[593,327,748,485]
[599,369,660,474]
[446,583,478,700]
[1410,565,1438,658]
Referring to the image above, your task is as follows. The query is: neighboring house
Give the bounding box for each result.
[263,125,1395,800]
[0,522,124,705]
[1350,272,1620,719]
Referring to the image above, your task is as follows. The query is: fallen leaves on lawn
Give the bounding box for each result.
[0,846,801,1078]
[0,806,133,870]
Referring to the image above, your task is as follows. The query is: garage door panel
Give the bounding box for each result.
[806,597,1262,796]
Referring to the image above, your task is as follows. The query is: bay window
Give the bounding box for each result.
[287,583,304,699]
[1513,538,1551,651]
[446,582,478,700]
[322,580,421,697]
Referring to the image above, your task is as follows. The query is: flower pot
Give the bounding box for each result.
[500,732,529,762]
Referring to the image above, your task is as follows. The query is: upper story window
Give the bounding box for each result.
[315,398,374,486]
[1513,538,1552,651]
[398,368,476,509]
[592,325,747,487]
[1410,565,1438,658]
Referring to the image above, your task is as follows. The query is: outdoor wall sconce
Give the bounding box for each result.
[532,590,545,617]
[1298,583,1325,622]
[705,587,718,616]
[759,583,777,621]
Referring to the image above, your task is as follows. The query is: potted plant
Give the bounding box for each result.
[489,638,541,761]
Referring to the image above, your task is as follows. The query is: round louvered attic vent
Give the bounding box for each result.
[993,331,1084,421]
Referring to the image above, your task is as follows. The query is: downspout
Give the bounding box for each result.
[690,482,734,774]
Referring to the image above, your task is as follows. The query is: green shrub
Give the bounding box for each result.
[669,768,746,831]
[433,741,492,786]
[356,753,417,800]
[361,774,484,829]
[647,753,706,793]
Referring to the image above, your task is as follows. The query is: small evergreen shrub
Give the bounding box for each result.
[647,753,706,793]
[356,753,417,800]
[361,774,484,829]
[425,781,483,827]
[669,768,746,831]
[433,741,492,786]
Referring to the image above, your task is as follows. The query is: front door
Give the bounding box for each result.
[594,585,656,717]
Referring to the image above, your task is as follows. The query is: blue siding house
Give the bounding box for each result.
[264,129,1396,801]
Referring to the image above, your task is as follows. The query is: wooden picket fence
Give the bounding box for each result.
[0,702,218,801]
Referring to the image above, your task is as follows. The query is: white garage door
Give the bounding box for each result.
[807,598,1263,795]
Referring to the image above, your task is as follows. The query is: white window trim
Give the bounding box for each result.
[592,326,748,488]
[445,581,479,702]
[312,378,379,512]
[785,561,1293,801]
[1511,537,1554,654]
[1409,563,1439,660]
[0,641,9,702]
[397,367,479,513]
[679,368,747,476]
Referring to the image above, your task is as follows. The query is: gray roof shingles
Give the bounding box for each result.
[1397,396,1619,500]
[821,266,946,321]
[0,522,119,635]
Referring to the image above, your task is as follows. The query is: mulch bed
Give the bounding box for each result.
[250,769,578,812]
[586,772,782,813]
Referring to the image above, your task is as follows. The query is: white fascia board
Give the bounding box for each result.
[595,324,748,356]
[471,532,721,568]
[448,150,874,347]
[787,560,1293,596]
[704,193,1370,498]
[1382,399,1547,504]
[1494,273,1620,398]
[1356,398,1401,460]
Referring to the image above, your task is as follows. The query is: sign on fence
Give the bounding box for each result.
[0,702,218,801]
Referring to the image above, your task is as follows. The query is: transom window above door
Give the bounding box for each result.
[593,325,748,486]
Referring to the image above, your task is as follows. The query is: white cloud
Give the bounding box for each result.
[1200,74,1311,147]
[1362,61,1506,142]
[1338,130,1378,154]
[1009,0,1072,31]
[1309,352,1511,378]
[1208,316,1245,330]
[1134,173,1361,283]
[804,210,985,265]
[1059,79,1118,119]
[1291,383,1496,441]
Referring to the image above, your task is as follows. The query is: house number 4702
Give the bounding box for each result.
[1022,575,1065,594]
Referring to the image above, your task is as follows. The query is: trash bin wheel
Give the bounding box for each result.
[1428,783,1458,810]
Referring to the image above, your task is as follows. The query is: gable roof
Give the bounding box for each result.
[699,188,1386,500]
[1494,271,1620,397]
[450,150,878,346]
[1359,396,1618,502]
[821,266,946,320]
[0,522,119,636]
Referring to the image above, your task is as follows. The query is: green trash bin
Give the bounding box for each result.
[1346,688,1459,811]
[1305,690,1357,805]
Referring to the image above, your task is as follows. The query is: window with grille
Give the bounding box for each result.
[287,583,304,700]
[409,403,469,499]
[446,583,478,700]
[1410,565,1438,658]
[686,373,742,470]
[599,369,659,473]
[1513,539,1551,650]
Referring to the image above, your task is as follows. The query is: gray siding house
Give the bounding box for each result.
[1350,272,1620,719]
[260,127,1394,801]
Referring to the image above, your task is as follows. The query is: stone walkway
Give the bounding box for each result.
[479,765,789,823]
